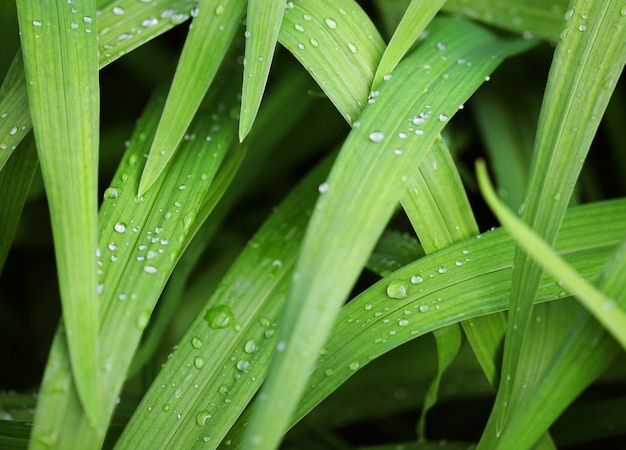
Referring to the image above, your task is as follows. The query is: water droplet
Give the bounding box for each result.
[142,18,158,27]
[324,18,337,29]
[9,127,17,135]
[108,242,117,251]
[32,20,42,26]
[112,6,124,15]
[196,411,212,427]
[438,266,447,274]
[347,42,358,53]
[565,9,574,21]
[324,368,334,376]
[410,275,423,284]
[398,318,409,326]
[103,187,120,200]
[136,310,150,330]
[419,304,430,313]
[455,260,463,266]
[191,336,203,349]
[114,222,127,233]
[387,281,408,299]
[236,360,249,372]
[318,182,329,193]
[437,41,446,50]
[578,24,587,31]
[162,403,171,412]
[439,114,448,122]
[383,73,392,81]
[194,356,205,369]
[369,131,384,142]
[294,23,304,32]
[83,16,92,24]
[144,265,158,274]
[244,339,258,354]
[204,305,234,329]
[309,38,319,47]
[349,361,360,370]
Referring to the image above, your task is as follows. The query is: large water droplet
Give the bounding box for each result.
[324,18,337,29]
[194,356,206,369]
[114,222,127,233]
[204,305,234,329]
[196,411,212,427]
[369,131,384,142]
[386,281,408,299]
[191,336,203,349]
[244,339,258,354]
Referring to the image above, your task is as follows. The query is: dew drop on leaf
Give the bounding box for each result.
[369,131,384,142]
[114,222,127,233]
[204,305,234,329]
[191,336,203,349]
[194,356,206,369]
[386,280,408,299]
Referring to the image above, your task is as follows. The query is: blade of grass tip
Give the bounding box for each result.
[137,0,246,196]
[491,0,626,437]
[16,0,101,427]
[241,17,534,450]
[239,0,286,141]
[0,135,37,274]
[476,160,626,350]
[371,0,445,91]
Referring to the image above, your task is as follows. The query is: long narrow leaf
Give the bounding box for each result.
[16,0,101,426]
[239,0,285,140]
[242,17,534,450]
[138,0,245,195]
[492,0,626,437]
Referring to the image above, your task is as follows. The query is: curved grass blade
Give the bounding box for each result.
[29,76,241,448]
[476,161,626,448]
[371,0,445,90]
[279,0,385,124]
[116,153,333,450]
[442,0,568,41]
[137,0,245,195]
[0,0,198,172]
[477,161,626,351]
[491,0,626,438]
[239,0,286,141]
[220,196,626,448]
[242,17,534,450]
[16,0,101,426]
[0,135,37,274]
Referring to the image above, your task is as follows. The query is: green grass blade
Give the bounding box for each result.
[476,160,626,448]
[477,161,626,351]
[442,0,568,41]
[219,197,626,447]
[137,0,245,195]
[279,0,385,124]
[239,0,285,141]
[492,0,626,437]
[0,136,37,274]
[16,0,101,426]
[0,51,30,170]
[241,17,534,450]
[371,0,445,90]
[0,0,198,172]
[29,75,241,448]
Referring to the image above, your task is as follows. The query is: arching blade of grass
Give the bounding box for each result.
[442,0,568,41]
[476,161,626,448]
[242,17,534,450]
[29,74,242,448]
[279,0,385,124]
[221,196,626,448]
[16,0,101,426]
[239,0,286,141]
[490,0,626,439]
[137,0,245,195]
[0,0,198,172]
[0,135,37,273]
[371,0,445,90]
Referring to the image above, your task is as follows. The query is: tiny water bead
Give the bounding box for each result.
[194,356,206,369]
[369,131,384,142]
[144,265,158,274]
[324,18,337,29]
[244,339,259,354]
[191,336,203,349]
[204,305,234,329]
[196,411,212,427]
[114,222,127,233]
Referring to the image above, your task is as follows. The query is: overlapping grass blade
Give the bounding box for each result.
[16,0,101,425]
[220,197,626,447]
[490,0,626,439]
[116,155,332,450]
[476,161,626,447]
[242,17,533,450]
[29,76,241,448]
[138,0,245,195]
[279,0,385,124]
[0,136,37,273]
[0,0,198,172]
[239,0,285,140]
[371,0,445,90]
[442,0,568,41]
